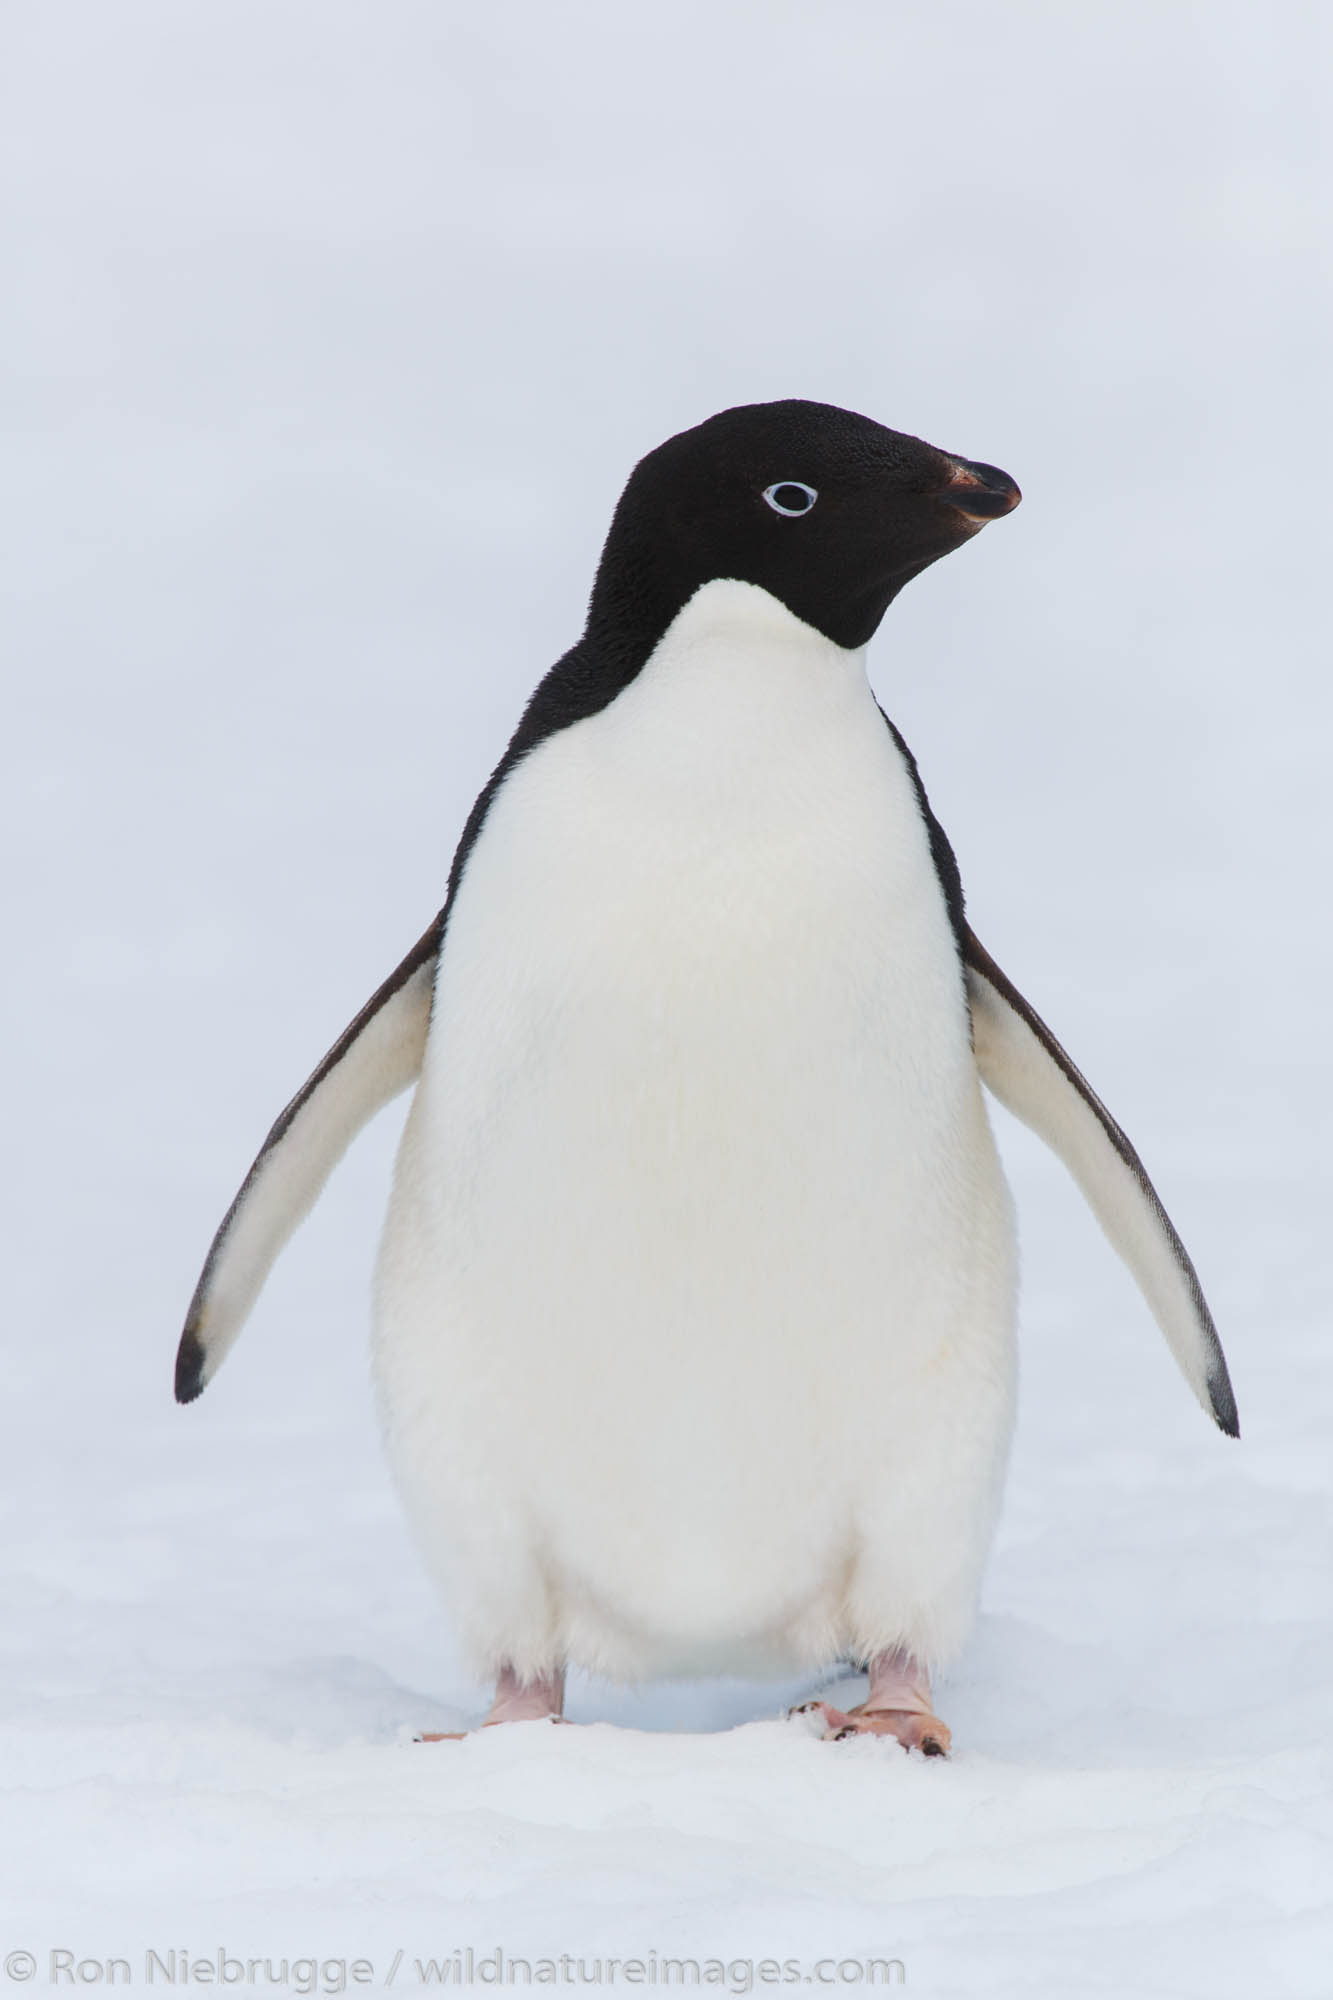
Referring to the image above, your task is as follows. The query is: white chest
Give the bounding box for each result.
[404,575,997,1428]
[377,583,1015,1678]
[429,579,969,1135]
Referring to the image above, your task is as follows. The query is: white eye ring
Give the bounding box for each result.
[762,481,818,517]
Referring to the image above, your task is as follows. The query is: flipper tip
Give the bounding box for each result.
[1209,1371,1240,1440]
[174,1325,209,1405]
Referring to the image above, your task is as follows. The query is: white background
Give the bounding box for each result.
[2,4,1328,1994]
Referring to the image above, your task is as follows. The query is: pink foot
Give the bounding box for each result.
[419,1664,566,1741]
[794,1649,951,1757]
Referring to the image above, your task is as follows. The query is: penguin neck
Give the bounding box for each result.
[579,581,874,794]
[444,581,871,934]
[630,578,869,710]
[564,584,872,816]
[513,578,862,763]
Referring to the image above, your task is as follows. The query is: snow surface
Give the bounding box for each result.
[2,4,1329,1995]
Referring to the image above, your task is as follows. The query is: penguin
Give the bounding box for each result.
[175,400,1237,1756]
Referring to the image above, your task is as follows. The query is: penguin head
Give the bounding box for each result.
[587,399,1020,653]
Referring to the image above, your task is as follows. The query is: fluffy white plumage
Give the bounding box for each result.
[373,581,1018,1683]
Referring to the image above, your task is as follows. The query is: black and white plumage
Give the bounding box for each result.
[176,401,1235,1723]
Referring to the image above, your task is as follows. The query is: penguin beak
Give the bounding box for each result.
[940,457,1022,524]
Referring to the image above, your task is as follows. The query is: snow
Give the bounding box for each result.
[2,3,1329,1995]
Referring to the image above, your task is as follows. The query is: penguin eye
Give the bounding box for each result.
[762,481,818,518]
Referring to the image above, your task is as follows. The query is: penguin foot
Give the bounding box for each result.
[804,1701,951,1756]
[418,1663,566,1740]
[793,1647,950,1756]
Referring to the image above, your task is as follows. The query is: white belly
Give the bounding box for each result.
[374,582,1017,1682]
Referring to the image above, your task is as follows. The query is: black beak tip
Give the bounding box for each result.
[944,456,1022,520]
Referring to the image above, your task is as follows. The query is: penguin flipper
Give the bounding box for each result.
[174,916,442,1404]
[964,929,1238,1437]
